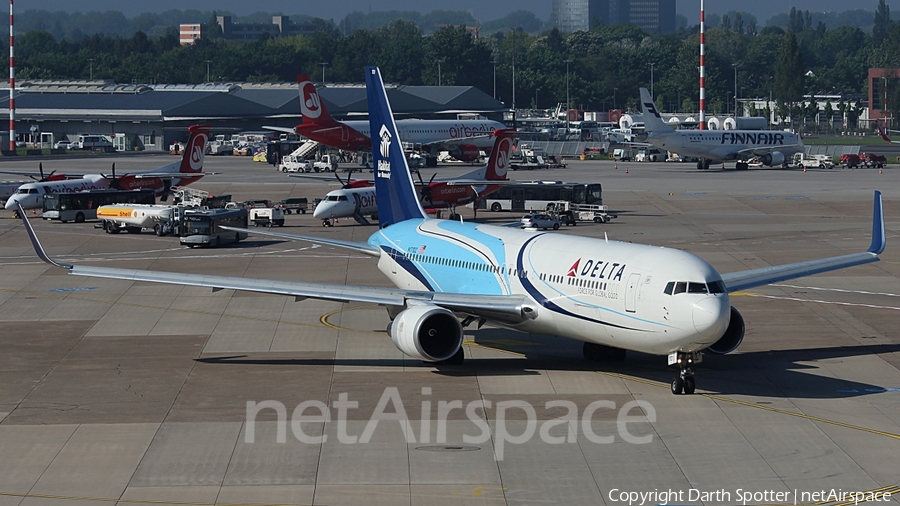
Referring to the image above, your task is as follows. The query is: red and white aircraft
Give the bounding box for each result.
[312,129,515,226]
[268,75,505,164]
[5,125,213,211]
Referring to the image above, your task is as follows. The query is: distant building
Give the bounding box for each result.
[869,68,897,127]
[216,16,317,41]
[553,0,676,34]
[179,24,203,45]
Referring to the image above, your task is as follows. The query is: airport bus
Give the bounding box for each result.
[42,189,155,223]
[482,181,603,212]
[180,207,249,248]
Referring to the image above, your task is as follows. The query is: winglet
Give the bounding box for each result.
[16,203,73,269]
[869,190,885,254]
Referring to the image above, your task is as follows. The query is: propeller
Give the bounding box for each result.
[333,167,356,189]
[102,163,124,190]
[28,163,58,182]
[415,170,436,205]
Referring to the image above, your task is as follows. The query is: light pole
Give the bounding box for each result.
[437,59,443,86]
[535,88,540,110]
[564,59,572,128]
[320,62,328,83]
[650,62,655,99]
[732,63,740,116]
[205,60,211,82]
[613,87,618,110]
[491,60,497,99]
[88,58,94,80]
[511,31,517,110]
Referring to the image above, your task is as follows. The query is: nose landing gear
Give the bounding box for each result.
[669,351,702,395]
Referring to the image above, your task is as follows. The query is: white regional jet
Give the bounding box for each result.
[5,125,212,211]
[19,67,886,395]
[639,88,804,171]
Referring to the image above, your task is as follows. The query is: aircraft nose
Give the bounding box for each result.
[5,197,18,210]
[692,296,729,338]
[313,202,338,219]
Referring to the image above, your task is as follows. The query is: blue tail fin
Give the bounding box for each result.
[366,66,427,227]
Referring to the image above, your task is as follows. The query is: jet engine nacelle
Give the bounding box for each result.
[389,305,463,362]
[706,306,745,354]
[451,144,480,162]
[759,151,785,167]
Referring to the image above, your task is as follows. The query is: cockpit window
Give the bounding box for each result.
[673,282,687,294]
[708,280,726,294]
[326,195,339,201]
[664,282,675,295]
[338,196,349,201]
[688,282,708,294]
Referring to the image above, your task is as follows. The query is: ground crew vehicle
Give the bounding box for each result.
[280,197,309,214]
[861,153,887,168]
[96,204,176,235]
[793,153,834,169]
[249,208,285,227]
[839,154,861,168]
[312,155,339,172]
[180,208,248,247]
[521,213,561,230]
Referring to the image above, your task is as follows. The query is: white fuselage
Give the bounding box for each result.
[313,187,378,220]
[4,175,111,210]
[345,119,506,149]
[368,219,731,355]
[646,130,803,162]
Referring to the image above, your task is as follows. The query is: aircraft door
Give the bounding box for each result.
[625,273,641,313]
[512,188,525,211]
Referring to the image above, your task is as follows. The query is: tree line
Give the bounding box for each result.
[4,2,899,127]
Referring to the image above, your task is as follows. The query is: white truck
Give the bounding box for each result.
[277,155,311,172]
[96,204,178,236]
[793,153,834,169]
[312,154,339,172]
[249,208,285,227]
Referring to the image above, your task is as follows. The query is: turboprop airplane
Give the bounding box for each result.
[5,125,213,211]
[18,67,886,395]
[266,75,506,165]
[638,88,804,171]
[311,128,515,226]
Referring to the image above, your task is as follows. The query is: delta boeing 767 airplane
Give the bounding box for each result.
[18,67,886,395]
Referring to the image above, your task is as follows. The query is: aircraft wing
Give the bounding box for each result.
[444,179,518,186]
[16,206,532,322]
[219,226,380,256]
[132,172,220,179]
[721,191,884,293]
[733,145,803,159]
[262,125,296,134]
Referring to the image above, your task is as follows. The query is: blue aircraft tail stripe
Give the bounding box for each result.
[365,66,427,227]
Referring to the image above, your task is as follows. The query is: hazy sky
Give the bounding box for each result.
[18,0,897,24]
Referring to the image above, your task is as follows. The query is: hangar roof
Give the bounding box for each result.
[0,80,507,122]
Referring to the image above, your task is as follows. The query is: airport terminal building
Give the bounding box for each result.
[0,80,506,151]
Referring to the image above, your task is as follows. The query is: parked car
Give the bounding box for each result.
[521,213,561,230]
[53,140,73,150]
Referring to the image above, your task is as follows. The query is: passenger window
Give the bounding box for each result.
[664,282,675,295]
[688,282,708,294]
[674,282,687,294]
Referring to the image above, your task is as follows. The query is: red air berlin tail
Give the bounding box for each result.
[179,125,210,174]
[298,75,338,126]
[485,129,515,181]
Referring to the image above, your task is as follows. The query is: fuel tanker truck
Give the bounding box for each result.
[96,204,178,236]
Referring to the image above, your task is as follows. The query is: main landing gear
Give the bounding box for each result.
[669,351,701,395]
[583,342,626,362]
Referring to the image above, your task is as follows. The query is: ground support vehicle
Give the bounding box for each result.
[180,208,248,248]
[249,208,285,227]
[839,154,861,168]
[312,155,339,172]
[861,153,887,168]
[96,204,177,235]
[547,201,616,224]
[793,153,835,169]
[278,155,311,172]
[280,197,309,214]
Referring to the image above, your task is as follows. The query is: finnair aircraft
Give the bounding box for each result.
[638,88,804,171]
[5,125,212,211]
[19,68,886,395]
